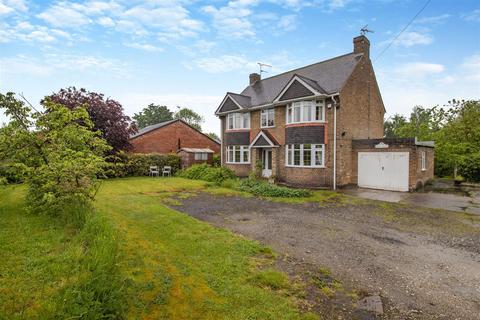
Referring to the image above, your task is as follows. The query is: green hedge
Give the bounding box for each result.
[104,153,181,178]
[176,163,236,184]
[237,178,311,198]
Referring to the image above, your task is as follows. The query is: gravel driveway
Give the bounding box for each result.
[173,193,480,320]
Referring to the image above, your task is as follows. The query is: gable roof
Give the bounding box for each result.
[130,119,220,145]
[215,52,363,114]
[250,130,279,148]
[130,119,177,139]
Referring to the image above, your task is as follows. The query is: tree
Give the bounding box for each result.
[46,87,137,152]
[0,92,110,224]
[384,114,407,138]
[205,132,220,142]
[174,107,204,131]
[133,104,173,129]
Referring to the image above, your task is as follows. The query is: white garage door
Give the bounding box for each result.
[358,152,409,192]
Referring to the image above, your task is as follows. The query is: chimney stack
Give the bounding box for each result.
[353,35,370,59]
[249,73,261,85]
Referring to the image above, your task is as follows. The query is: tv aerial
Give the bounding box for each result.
[360,25,374,35]
[257,62,272,75]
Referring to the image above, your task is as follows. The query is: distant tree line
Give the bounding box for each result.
[384,100,480,182]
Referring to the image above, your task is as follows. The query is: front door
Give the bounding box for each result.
[262,149,272,178]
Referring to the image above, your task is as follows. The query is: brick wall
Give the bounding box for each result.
[178,151,213,169]
[130,120,220,154]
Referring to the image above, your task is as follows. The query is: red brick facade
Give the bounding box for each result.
[130,120,220,155]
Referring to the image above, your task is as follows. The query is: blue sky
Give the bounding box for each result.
[1,0,479,135]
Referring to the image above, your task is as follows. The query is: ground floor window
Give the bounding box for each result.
[421,151,426,171]
[226,145,250,163]
[286,144,324,167]
[194,153,208,160]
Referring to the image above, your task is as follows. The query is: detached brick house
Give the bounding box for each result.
[130,119,220,167]
[215,35,434,191]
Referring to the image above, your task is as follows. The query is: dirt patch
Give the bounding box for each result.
[171,193,480,320]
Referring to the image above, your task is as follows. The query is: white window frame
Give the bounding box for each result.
[227,112,250,130]
[421,151,426,171]
[226,145,250,164]
[285,144,325,168]
[260,108,275,128]
[194,153,208,160]
[286,100,325,125]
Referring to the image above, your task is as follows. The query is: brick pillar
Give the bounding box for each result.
[272,148,278,178]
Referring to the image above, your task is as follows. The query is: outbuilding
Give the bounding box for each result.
[177,148,215,168]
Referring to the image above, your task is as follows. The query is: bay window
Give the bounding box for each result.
[286,100,325,124]
[227,112,250,130]
[261,108,275,127]
[286,144,325,167]
[226,146,250,163]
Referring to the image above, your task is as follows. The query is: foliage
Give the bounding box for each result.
[58,213,127,318]
[212,154,221,167]
[206,132,220,141]
[0,92,110,222]
[104,152,181,177]
[176,163,235,184]
[173,107,204,131]
[237,178,311,198]
[133,103,173,129]
[0,186,127,319]
[249,269,290,290]
[384,100,480,181]
[46,87,137,152]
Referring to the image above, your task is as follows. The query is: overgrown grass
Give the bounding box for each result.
[0,185,126,319]
[1,178,319,319]
[176,163,236,184]
[237,178,312,198]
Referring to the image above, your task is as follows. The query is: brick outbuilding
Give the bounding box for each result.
[129,120,220,167]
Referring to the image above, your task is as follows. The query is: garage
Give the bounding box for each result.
[358,152,409,192]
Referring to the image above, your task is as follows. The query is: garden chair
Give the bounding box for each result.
[162,166,172,177]
[149,166,159,177]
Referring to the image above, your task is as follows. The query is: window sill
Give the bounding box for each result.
[421,169,427,171]
[285,121,326,126]
[225,129,250,132]
[260,126,275,129]
[226,162,251,165]
[285,165,325,169]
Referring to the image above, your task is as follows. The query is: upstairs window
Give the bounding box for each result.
[227,113,250,130]
[261,108,275,128]
[286,100,325,124]
[194,153,208,160]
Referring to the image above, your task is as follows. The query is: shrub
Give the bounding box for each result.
[237,178,311,198]
[458,153,480,182]
[212,154,221,167]
[177,163,236,184]
[103,152,181,178]
[0,162,28,183]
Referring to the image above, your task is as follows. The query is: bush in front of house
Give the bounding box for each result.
[103,152,181,178]
[212,154,221,167]
[458,153,480,182]
[237,178,311,198]
[176,163,236,184]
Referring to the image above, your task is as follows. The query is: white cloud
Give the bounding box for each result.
[394,31,433,47]
[202,2,256,38]
[37,2,92,28]
[462,9,480,22]
[1,53,128,77]
[277,14,297,32]
[461,54,480,81]
[98,16,115,27]
[125,42,163,52]
[0,22,72,43]
[416,14,450,25]
[192,55,256,73]
[0,3,13,14]
[395,62,445,78]
[0,0,27,14]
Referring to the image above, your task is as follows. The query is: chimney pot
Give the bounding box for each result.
[353,35,370,58]
[249,73,261,85]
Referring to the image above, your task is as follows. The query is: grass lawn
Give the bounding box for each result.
[0,177,319,319]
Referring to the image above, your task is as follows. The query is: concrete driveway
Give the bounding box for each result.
[341,188,480,215]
